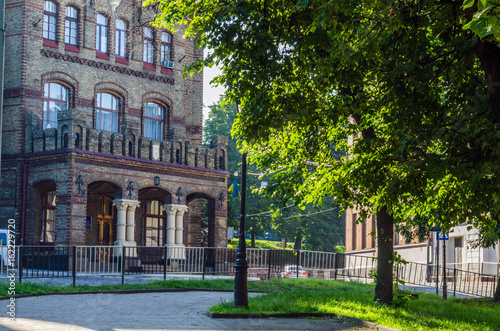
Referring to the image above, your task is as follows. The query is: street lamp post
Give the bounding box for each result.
[233,102,248,308]
[442,231,448,300]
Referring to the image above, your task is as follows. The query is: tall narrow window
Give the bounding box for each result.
[43,83,68,129]
[43,1,58,41]
[372,214,376,248]
[394,227,400,245]
[40,191,56,243]
[96,14,108,53]
[65,6,78,45]
[143,102,164,141]
[143,200,165,246]
[96,93,119,133]
[143,27,154,63]
[160,32,172,67]
[361,220,366,249]
[352,213,357,250]
[115,19,127,58]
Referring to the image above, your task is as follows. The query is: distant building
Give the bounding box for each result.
[345,209,500,275]
[0,0,229,249]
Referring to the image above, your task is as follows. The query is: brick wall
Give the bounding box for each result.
[1,0,229,247]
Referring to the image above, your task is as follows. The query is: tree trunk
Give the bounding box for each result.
[474,40,500,124]
[250,233,256,248]
[294,235,302,250]
[374,206,394,305]
[494,277,500,302]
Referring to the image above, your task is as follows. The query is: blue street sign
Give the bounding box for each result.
[438,232,449,240]
[85,216,92,229]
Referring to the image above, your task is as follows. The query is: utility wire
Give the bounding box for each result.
[282,208,337,220]
[247,207,337,219]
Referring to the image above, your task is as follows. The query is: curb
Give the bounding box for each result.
[337,314,400,331]
[208,312,399,331]
[208,312,337,319]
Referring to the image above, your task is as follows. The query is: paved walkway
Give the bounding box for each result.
[0,291,369,331]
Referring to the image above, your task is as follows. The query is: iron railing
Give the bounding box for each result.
[0,245,498,298]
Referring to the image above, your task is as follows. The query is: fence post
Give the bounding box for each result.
[121,245,125,285]
[202,246,206,280]
[72,245,77,286]
[163,245,167,281]
[453,268,456,297]
[18,245,23,283]
[296,250,300,279]
[268,249,272,280]
[334,253,337,280]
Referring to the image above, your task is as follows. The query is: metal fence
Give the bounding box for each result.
[0,245,497,298]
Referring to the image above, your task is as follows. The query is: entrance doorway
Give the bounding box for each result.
[98,196,115,245]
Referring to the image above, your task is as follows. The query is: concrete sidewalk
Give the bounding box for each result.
[0,291,370,331]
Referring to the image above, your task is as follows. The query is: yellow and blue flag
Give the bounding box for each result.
[228,178,240,200]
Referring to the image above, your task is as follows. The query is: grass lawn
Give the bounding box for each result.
[227,239,296,249]
[212,279,500,331]
[1,278,497,330]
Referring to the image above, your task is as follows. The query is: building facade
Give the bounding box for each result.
[0,0,229,249]
[345,209,500,274]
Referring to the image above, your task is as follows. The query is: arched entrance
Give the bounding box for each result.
[86,181,122,245]
[186,193,216,247]
[138,187,171,246]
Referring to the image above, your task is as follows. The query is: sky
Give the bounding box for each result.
[202,51,225,122]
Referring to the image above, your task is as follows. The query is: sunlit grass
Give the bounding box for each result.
[210,279,500,331]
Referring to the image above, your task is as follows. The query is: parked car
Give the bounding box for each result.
[279,265,308,278]
[0,230,9,267]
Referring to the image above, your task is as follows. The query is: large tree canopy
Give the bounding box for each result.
[152,0,500,303]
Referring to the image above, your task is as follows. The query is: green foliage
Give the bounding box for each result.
[334,245,345,254]
[228,239,295,250]
[155,0,500,302]
[204,98,345,250]
[463,0,500,42]
[152,0,500,237]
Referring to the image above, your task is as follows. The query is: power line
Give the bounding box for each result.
[282,208,337,220]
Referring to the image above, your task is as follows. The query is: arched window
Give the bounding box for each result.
[43,83,68,129]
[65,6,78,45]
[115,19,127,58]
[143,27,154,63]
[43,1,58,41]
[96,14,108,53]
[143,102,164,141]
[96,92,119,133]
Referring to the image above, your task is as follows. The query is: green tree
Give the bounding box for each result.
[269,196,345,252]
[203,99,274,241]
[154,0,500,304]
[203,100,240,226]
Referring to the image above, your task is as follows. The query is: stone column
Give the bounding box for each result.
[175,206,188,246]
[163,205,178,246]
[126,201,140,245]
[113,200,128,246]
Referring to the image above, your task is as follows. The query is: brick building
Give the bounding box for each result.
[0,0,229,249]
[345,209,500,275]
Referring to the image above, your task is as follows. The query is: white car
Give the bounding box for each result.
[279,265,308,278]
